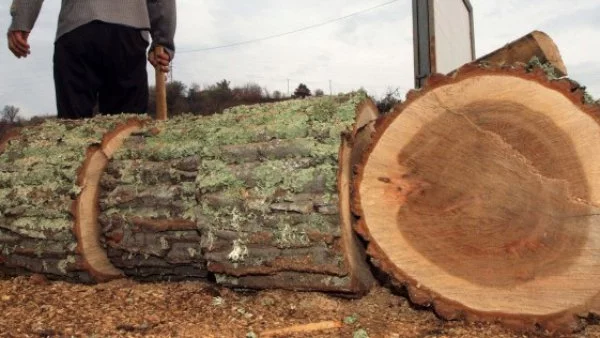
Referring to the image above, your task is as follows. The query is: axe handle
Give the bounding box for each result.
[154,46,168,120]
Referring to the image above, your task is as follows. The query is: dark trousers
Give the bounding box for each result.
[53,21,149,119]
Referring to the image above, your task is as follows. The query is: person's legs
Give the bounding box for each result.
[53,22,104,119]
[99,25,149,115]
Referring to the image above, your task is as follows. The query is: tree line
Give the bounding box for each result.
[148,80,400,117]
[1,80,401,138]
[148,80,324,117]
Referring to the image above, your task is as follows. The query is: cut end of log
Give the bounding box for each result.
[101,118,146,158]
[338,135,375,293]
[349,100,380,220]
[351,99,379,171]
[353,64,600,332]
[475,30,567,77]
[73,121,143,281]
[529,30,567,76]
[74,146,123,281]
[354,99,379,136]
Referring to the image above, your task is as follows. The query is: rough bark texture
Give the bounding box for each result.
[353,63,600,333]
[0,117,136,282]
[0,93,374,294]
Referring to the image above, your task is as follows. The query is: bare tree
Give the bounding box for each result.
[1,105,20,124]
[376,88,402,114]
[233,83,263,103]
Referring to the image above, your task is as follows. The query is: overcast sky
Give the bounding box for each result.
[1,0,599,118]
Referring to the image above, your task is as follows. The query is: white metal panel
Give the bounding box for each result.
[433,0,473,73]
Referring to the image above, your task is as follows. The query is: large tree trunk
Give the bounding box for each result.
[0,94,375,294]
[353,64,600,332]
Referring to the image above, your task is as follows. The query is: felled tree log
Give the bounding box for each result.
[0,94,375,294]
[475,30,567,76]
[0,118,138,282]
[353,64,600,332]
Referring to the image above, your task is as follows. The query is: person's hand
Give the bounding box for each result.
[7,30,30,58]
[148,49,170,73]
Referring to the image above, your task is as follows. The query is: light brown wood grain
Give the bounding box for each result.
[354,65,600,333]
[260,320,343,337]
[154,46,168,120]
[74,119,143,281]
[476,30,567,76]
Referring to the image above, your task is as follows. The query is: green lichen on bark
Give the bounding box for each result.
[101,93,368,285]
[526,56,598,104]
[0,114,142,278]
[526,56,560,80]
[197,160,244,192]
[107,93,366,222]
[0,116,136,220]
[9,217,71,240]
[114,92,367,162]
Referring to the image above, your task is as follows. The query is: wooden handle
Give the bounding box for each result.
[154,46,167,121]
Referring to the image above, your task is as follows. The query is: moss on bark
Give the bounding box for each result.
[100,93,368,289]
[0,92,371,292]
[0,116,138,280]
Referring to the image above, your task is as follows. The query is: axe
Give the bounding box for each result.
[154,46,168,120]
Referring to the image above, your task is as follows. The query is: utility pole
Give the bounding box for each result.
[287,79,290,97]
[329,80,332,96]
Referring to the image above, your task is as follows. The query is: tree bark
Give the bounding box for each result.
[0,118,137,282]
[353,64,600,333]
[475,30,567,76]
[0,94,374,294]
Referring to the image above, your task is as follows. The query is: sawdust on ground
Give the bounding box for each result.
[0,276,598,338]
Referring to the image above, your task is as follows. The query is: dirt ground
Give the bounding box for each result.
[1,276,599,338]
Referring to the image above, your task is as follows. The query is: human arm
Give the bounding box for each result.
[146,0,176,72]
[7,0,44,58]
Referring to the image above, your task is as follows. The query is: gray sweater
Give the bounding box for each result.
[9,0,176,56]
